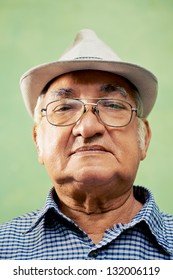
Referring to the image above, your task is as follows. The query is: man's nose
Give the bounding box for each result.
[72,109,105,138]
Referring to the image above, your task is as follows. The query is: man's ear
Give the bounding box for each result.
[140,120,152,161]
[32,126,44,165]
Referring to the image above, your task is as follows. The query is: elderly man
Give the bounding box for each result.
[0,29,173,260]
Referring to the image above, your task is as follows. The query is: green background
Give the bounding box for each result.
[0,0,173,223]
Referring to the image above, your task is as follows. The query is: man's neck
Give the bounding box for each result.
[57,189,143,244]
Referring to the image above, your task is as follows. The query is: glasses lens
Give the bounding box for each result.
[47,99,83,126]
[98,99,132,127]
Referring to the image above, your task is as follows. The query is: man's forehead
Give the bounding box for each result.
[46,70,135,92]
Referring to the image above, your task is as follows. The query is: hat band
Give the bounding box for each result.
[74,56,103,60]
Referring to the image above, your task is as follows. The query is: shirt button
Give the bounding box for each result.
[88,250,98,259]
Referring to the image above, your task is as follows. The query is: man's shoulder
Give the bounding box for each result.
[0,209,40,235]
[0,209,43,259]
[161,212,173,227]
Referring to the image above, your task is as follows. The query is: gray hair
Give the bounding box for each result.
[34,94,45,126]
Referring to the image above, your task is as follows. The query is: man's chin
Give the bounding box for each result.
[72,166,116,186]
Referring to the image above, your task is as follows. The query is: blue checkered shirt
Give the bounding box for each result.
[0,186,173,260]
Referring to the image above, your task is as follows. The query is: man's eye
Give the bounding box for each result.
[103,102,126,110]
[53,105,73,112]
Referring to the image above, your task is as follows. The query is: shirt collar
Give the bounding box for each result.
[25,186,173,255]
[25,188,68,233]
[131,186,173,255]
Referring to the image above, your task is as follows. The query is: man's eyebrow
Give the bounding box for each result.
[49,88,74,98]
[100,84,128,97]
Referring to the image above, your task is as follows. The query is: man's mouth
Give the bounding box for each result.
[71,145,109,155]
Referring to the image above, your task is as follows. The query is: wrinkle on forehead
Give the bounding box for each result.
[45,70,134,88]
[44,70,137,101]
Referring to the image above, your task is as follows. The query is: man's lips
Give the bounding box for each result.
[70,145,110,155]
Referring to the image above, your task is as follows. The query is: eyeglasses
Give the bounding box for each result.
[41,98,138,127]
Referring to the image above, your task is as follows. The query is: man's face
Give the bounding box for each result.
[34,70,150,197]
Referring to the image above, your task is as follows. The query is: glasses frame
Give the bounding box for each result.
[41,98,138,127]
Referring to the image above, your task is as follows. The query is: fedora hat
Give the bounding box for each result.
[20,29,158,118]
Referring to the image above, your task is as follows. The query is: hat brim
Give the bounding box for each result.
[20,60,158,118]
